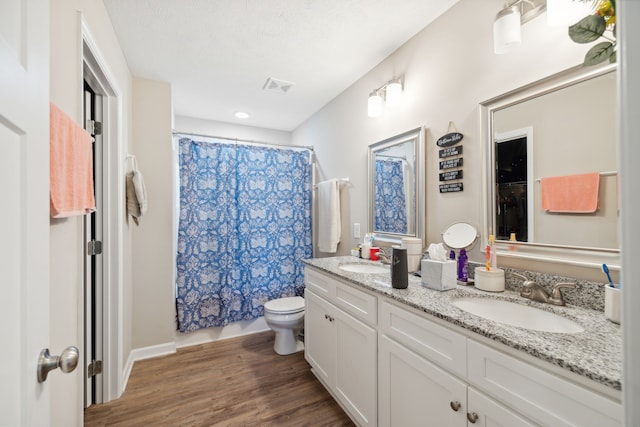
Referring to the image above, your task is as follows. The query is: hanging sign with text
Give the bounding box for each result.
[437,128,464,192]
[439,145,463,158]
[439,182,464,193]
[439,158,463,170]
[439,170,463,181]
[436,132,463,147]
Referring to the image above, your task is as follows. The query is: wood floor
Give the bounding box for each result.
[84,331,354,426]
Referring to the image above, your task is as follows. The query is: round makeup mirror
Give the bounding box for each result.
[442,222,478,250]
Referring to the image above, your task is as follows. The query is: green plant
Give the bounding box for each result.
[568,0,616,65]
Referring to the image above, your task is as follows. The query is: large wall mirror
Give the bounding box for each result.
[368,127,425,245]
[480,63,619,269]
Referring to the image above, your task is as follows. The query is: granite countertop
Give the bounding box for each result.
[303,256,622,392]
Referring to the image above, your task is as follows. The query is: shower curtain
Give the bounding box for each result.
[374,158,408,234]
[176,137,312,332]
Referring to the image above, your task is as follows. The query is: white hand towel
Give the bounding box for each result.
[317,179,341,253]
[126,156,148,225]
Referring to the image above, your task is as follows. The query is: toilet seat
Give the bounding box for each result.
[264,296,305,314]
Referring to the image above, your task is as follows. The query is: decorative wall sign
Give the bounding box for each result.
[439,170,463,181]
[436,132,463,147]
[439,145,462,158]
[439,158,463,170]
[437,121,464,192]
[440,182,464,193]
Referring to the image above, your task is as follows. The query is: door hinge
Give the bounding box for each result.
[87,360,103,378]
[88,240,103,256]
[86,119,102,136]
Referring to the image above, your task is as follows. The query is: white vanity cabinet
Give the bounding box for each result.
[378,300,535,427]
[304,267,622,427]
[304,270,377,427]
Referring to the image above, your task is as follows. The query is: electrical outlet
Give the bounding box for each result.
[353,223,361,239]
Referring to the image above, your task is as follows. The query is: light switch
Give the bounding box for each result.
[353,223,360,238]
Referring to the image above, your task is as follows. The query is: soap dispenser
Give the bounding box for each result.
[391,248,408,289]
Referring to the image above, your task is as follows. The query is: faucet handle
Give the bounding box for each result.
[512,272,528,282]
[549,282,576,306]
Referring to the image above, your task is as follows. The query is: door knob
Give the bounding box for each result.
[37,346,79,383]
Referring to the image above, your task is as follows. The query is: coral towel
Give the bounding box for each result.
[540,172,600,213]
[317,179,341,253]
[49,103,96,218]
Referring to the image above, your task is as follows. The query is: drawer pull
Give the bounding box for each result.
[324,314,335,322]
[449,401,461,412]
[467,412,479,423]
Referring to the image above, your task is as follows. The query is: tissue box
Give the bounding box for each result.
[421,259,457,291]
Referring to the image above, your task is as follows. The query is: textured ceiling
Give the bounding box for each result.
[103,0,460,131]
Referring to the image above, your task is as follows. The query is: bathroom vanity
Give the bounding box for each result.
[303,257,622,427]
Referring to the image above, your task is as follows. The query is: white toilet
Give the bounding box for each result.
[263,296,305,355]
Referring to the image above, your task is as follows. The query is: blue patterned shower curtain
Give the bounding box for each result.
[176,138,312,332]
[374,158,408,234]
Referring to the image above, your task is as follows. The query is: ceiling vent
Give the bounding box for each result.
[262,77,295,94]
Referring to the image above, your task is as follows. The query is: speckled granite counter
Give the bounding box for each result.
[303,256,622,392]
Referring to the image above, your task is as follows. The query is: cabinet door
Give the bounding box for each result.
[467,387,535,427]
[304,290,335,387]
[379,335,467,427]
[335,309,377,427]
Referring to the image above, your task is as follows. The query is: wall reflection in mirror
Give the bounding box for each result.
[483,63,618,267]
[369,127,424,244]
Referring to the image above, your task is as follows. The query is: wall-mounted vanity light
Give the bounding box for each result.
[493,0,546,54]
[367,76,404,118]
[493,0,594,54]
[546,0,591,26]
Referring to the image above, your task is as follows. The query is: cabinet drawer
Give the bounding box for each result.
[334,281,377,326]
[305,268,336,299]
[380,300,466,378]
[305,267,377,325]
[467,340,622,427]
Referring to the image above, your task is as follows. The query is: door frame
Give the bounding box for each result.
[81,14,126,403]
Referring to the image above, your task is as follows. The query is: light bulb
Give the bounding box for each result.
[385,79,403,107]
[368,91,383,118]
[493,5,521,54]
[547,0,592,27]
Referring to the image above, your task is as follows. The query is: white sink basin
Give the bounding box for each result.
[339,263,389,274]
[452,298,584,334]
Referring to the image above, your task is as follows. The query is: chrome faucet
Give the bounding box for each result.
[376,248,391,265]
[513,273,576,306]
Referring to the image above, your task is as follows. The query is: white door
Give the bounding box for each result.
[304,290,335,386]
[378,335,467,427]
[0,0,51,425]
[334,310,377,427]
[467,387,536,427]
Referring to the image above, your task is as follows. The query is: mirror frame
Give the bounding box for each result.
[368,126,425,245]
[480,63,619,271]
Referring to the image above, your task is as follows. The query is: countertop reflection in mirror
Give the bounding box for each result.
[368,127,425,245]
[480,63,619,270]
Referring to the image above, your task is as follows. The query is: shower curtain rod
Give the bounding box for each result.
[377,154,407,161]
[172,130,314,152]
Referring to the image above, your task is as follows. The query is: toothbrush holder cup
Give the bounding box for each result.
[604,285,621,324]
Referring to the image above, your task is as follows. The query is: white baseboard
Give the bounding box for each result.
[121,341,177,393]
[121,318,271,392]
[130,341,178,362]
[174,317,270,348]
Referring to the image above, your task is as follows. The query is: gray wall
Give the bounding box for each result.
[292,0,596,279]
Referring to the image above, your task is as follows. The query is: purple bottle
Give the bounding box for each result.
[457,249,468,282]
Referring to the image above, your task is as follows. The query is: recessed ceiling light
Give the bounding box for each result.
[234,111,250,119]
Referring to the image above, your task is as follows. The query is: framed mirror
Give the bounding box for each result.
[368,127,425,245]
[480,63,619,269]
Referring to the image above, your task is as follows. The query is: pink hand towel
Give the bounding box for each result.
[50,103,96,217]
[540,172,600,213]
